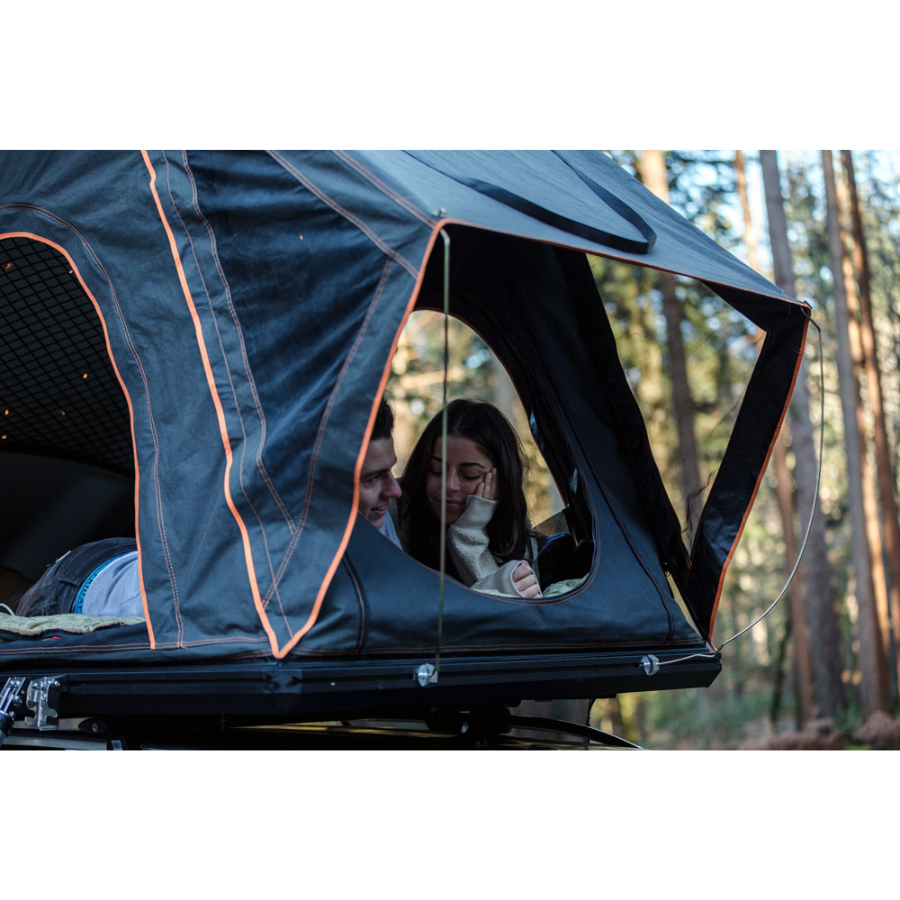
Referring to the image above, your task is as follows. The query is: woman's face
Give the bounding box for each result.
[426,435,495,525]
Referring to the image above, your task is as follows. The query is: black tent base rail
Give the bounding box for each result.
[0,647,719,748]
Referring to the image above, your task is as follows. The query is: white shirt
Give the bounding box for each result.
[379,510,401,547]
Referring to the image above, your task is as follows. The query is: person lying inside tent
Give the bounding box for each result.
[393,399,544,599]
[6,397,406,620]
[10,538,139,619]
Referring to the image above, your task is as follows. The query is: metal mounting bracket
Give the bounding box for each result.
[23,676,63,731]
[0,676,28,745]
[640,654,660,676]
[415,663,437,687]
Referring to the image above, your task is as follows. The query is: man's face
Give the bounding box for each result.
[358,437,402,528]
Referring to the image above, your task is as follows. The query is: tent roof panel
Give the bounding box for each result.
[329,150,803,305]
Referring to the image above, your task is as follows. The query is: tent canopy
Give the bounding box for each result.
[0,150,809,667]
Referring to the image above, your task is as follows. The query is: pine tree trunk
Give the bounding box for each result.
[842,150,900,698]
[760,150,844,720]
[735,150,813,726]
[822,149,890,716]
[734,151,761,272]
[634,267,668,442]
[835,164,892,704]
[638,150,704,541]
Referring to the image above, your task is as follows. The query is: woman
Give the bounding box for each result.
[396,399,541,599]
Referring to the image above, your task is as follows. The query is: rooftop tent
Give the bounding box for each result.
[0,151,808,699]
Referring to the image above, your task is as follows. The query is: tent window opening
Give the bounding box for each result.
[387,309,594,599]
[0,236,135,591]
[389,310,565,530]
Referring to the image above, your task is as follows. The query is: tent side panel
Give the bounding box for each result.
[174,151,431,653]
[0,154,269,651]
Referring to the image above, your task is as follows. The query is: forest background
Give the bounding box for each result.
[385,149,900,750]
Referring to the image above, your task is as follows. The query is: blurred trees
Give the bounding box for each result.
[614,149,900,746]
[842,151,900,698]
[638,149,704,539]
[739,150,812,726]
[822,149,888,716]
[760,150,841,721]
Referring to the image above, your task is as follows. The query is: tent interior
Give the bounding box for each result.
[1,238,135,583]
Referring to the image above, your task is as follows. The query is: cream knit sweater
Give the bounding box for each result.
[390,494,541,598]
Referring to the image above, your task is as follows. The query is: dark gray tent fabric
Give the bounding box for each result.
[0,150,808,665]
[323,151,792,299]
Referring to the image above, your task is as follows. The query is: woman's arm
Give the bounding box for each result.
[449,494,541,598]
[447,493,500,585]
[470,560,541,598]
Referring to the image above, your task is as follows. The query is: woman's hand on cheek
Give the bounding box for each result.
[512,561,541,598]
[475,468,498,502]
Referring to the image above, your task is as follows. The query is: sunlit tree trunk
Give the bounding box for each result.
[634,267,669,452]
[822,149,890,716]
[835,166,892,705]
[734,150,812,727]
[760,150,843,720]
[734,151,761,272]
[842,149,900,697]
[639,150,704,541]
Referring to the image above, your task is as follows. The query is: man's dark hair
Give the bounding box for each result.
[371,398,394,442]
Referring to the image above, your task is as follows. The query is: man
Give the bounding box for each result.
[5,396,403,619]
[357,398,402,547]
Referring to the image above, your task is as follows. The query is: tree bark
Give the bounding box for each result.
[638,150,704,541]
[835,164,892,704]
[842,150,900,697]
[734,150,812,726]
[760,150,844,720]
[734,151,761,272]
[822,149,890,716]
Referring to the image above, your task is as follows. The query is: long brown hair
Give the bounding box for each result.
[399,399,534,574]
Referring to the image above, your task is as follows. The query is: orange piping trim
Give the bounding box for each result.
[274,221,452,658]
[139,151,280,657]
[706,316,810,641]
[0,230,152,646]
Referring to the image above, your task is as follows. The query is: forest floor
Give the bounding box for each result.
[737,711,900,750]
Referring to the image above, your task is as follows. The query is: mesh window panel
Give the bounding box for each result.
[0,237,134,474]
